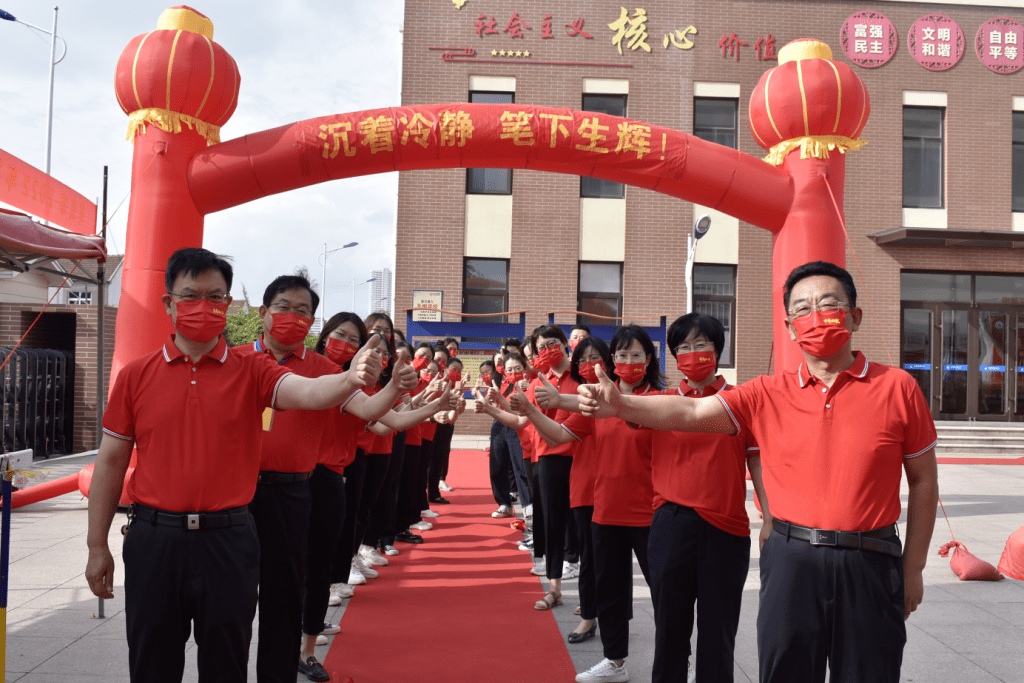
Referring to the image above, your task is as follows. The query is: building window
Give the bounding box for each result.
[578,261,622,325]
[68,291,93,305]
[1014,112,1024,212]
[580,95,627,198]
[693,98,738,149]
[463,258,509,323]
[693,264,736,367]
[903,107,944,209]
[467,92,514,194]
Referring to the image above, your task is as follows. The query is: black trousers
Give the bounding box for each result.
[573,506,596,620]
[525,458,545,559]
[489,420,514,507]
[649,503,748,683]
[565,506,580,564]
[507,431,532,508]
[302,465,346,636]
[331,449,367,584]
[416,437,434,514]
[538,454,573,578]
[428,422,454,499]
[592,521,651,661]
[123,513,259,683]
[371,430,406,547]
[353,451,391,555]
[249,479,312,683]
[758,529,906,683]
[396,443,422,532]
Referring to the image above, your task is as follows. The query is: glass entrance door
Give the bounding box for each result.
[939,308,969,418]
[977,310,1009,420]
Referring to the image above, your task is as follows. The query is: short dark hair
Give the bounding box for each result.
[394,328,406,342]
[165,248,233,292]
[609,325,664,390]
[316,312,366,369]
[396,340,414,356]
[433,344,450,362]
[443,337,459,349]
[530,325,568,354]
[502,338,523,350]
[447,356,463,369]
[667,313,725,361]
[414,341,435,357]
[569,336,611,385]
[262,275,320,314]
[570,323,591,335]
[783,261,857,312]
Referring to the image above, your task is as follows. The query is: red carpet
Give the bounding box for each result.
[322,449,578,683]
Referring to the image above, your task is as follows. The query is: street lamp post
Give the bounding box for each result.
[318,241,358,327]
[685,214,712,315]
[352,278,376,311]
[1,6,68,175]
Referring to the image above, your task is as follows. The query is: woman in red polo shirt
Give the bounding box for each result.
[645,313,767,683]
[513,325,660,683]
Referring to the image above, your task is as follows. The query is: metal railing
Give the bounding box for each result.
[1,348,73,458]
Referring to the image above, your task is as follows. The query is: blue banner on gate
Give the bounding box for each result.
[903,363,931,371]
[943,364,968,372]
[979,365,1006,372]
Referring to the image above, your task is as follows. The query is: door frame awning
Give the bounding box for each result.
[867,227,1024,249]
[0,208,107,285]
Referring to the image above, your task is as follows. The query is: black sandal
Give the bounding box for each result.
[298,656,330,682]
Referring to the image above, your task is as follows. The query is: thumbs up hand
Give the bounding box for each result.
[578,362,621,419]
[508,382,536,416]
[352,335,383,387]
[534,372,559,410]
[393,347,418,391]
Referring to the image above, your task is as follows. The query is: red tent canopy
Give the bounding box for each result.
[0,208,106,283]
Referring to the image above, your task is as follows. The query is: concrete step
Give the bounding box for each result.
[934,422,1024,458]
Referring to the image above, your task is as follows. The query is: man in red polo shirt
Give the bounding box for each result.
[84,248,386,683]
[579,261,939,683]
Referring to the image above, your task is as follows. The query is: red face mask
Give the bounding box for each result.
[412,355,430,372]
[380,354,390,369]
[481,371,493,385]
[676,350,717,383]
[791,310,851,358]
[419,371,436,384]
[325,337,358,366]
[568,338,580,351]
[268,312,311,346]
[437,360,447,375]
[578,360,601,383]
[504,370,525,385]
[525,367,539,380]
[614,361,647,385]
[447,369,462,383]
[174,298,227,343]
[447,347,458,358]
[494,365,505,376]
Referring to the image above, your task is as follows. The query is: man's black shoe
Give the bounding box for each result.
[429,496,451,504]
[298,656,330,682]
[396,530,424,544]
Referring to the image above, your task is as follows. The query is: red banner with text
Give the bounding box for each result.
[0,148,97,236]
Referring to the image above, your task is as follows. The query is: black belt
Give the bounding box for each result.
[773,519,901,558]
[257,470,313,485]
[131,504,250,531]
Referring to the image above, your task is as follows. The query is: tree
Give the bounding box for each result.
[224,284,263,347]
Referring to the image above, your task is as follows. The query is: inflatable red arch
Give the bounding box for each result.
[112,6,870,383]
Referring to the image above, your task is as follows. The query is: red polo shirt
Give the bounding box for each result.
[518,423,536,462]
[562,384,654,526]
[649,377,757,537]
[322,403,364,474]
[422,420,438,442]
[236,338,340,473]
[716,352,937,532]
[529,366,579,458]
[102,335,291,512]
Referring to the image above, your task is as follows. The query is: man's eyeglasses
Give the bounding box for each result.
[788,300,851,321]
[612,352,647,364]
[674,342,714,355]
[536,340,562,352]
[270,302,312,317]
[168,291,228,305]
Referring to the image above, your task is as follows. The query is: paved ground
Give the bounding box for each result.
[2,450,1022,682]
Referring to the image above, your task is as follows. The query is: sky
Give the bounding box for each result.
[0,0,404,321]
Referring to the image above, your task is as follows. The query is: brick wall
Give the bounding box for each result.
[398,1,1024,434]
[1,304,117,453]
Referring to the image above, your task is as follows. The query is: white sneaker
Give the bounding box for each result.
[360,544,388,566]
[421,509,440,518]
[530,564,546,576]
[438,481,453,492]
[328,582,354,605]
[575,658,629,683]
[382,544,399,556]
[354,555,378,579]
[563,561,581,579]
[348,560,367,585]
[410,520,433,531]
[491,505,514,518]
[315,634,329,646]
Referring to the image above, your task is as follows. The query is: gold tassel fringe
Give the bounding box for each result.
[763,135,866,166]
[125,108,222,145]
